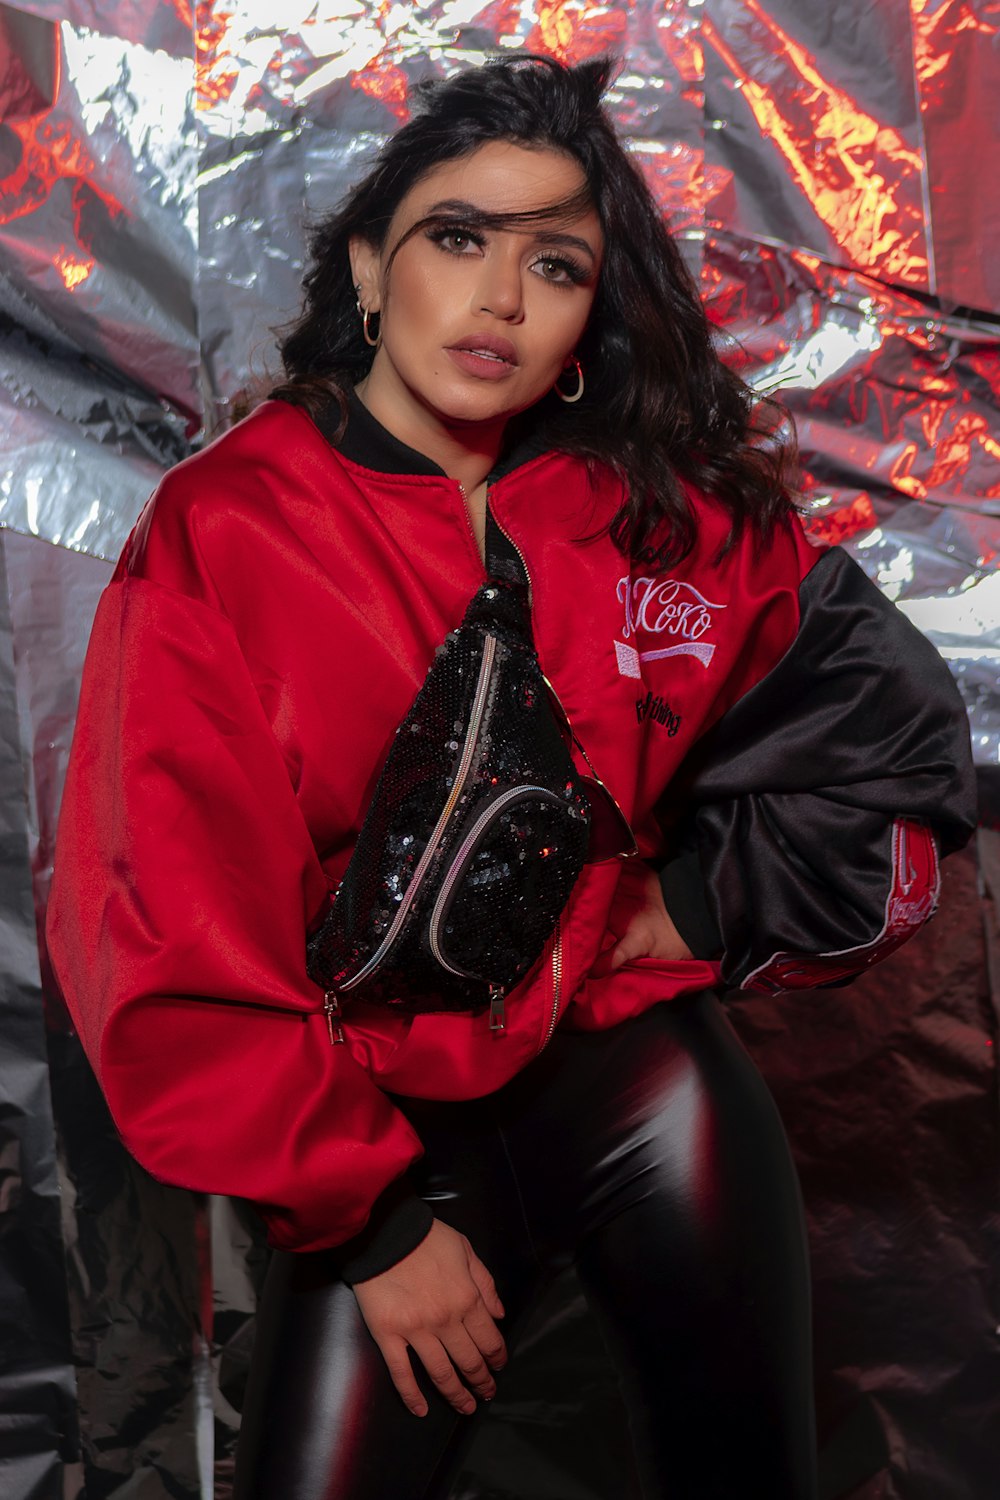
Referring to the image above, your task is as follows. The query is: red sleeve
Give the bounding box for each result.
[46,569,424,1253]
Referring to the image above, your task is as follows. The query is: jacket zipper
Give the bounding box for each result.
[322,486,592,1046]
[482,498,623,1044]
[484,498,568,1043]
[322,482,507,1041]
[339,633,497,992]
[487,489,635,858]
[457,480,490,581]
[538,918,564,1052]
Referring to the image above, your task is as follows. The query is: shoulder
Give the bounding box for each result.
[118,401,344,603]
[136,399,330,540]
[680,484,827,589]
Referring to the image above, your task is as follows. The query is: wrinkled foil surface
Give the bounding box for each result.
[1,2,997,1497]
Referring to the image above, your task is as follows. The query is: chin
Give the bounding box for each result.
[420,386,520,428]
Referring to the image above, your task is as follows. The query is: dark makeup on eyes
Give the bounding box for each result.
[403,195,600,286]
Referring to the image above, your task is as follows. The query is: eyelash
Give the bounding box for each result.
[424,224,590,287]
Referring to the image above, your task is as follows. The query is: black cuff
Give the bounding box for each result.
[337,1178,434,1287]
[654,845,723,961]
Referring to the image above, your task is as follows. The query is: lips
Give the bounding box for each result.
[447,334,518,366]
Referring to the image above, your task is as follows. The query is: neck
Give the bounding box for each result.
[354,368,506,493]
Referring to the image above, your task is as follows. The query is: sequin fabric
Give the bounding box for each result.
[306,576,592,1012]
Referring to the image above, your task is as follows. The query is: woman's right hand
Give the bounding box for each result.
[351,1217,508,1417]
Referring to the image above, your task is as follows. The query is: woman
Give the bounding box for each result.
[47,54,975,1499]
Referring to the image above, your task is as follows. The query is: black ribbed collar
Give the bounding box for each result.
[305,384,552,484]
[299,385,534,581]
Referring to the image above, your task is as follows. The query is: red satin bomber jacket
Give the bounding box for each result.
[45,395,975,1254]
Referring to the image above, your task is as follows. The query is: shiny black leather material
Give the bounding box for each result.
[233,993,818,1499]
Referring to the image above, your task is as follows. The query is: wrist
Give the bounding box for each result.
[337,1181,434,1286]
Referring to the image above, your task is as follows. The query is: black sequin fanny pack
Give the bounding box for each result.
[306,537,635,1035]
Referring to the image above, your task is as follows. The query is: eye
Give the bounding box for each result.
[426,224,484,255]
[531,253,588,286]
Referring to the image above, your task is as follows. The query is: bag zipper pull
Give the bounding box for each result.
[489,985,506,1032]
[323,991,345,1045]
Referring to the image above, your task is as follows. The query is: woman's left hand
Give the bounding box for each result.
[590,860,694,976]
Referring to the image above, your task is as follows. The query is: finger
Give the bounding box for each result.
[465,1261,508,1368]
[462,1301,508,1370]
[377,1334,431,1418]
[443,1325,497,1399]
[588,934,622,978]
[609,925,653,968]
[409,1334,478,1416]
[466,1254,506,1322]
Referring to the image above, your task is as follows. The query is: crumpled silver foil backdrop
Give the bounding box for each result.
[1,1,997,1497]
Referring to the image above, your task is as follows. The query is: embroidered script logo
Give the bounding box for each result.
[614,575,726,678]
[635,691,683,736]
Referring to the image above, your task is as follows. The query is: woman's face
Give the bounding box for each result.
[350,141,603,439]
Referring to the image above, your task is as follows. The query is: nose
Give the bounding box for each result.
[473,243,524,322]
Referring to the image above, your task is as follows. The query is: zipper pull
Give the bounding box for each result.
[323,990,345,1045]
[489,986,506,1032]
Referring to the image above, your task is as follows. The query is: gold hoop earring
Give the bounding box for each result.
[362,305,381,348]
[555,357,584,404]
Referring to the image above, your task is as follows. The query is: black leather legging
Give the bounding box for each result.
[233,992,818,1499]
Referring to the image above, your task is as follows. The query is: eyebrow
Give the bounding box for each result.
[423,198,599,262]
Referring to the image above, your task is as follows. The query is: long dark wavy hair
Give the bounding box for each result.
[273,53,797,566]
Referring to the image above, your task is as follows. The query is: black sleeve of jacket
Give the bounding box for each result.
[654,546,977,990]
[657,836,724,960]
[333,1178,434,1286]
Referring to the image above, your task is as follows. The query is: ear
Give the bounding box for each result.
[349,235,382,313]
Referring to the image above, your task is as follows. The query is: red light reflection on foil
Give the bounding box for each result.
[803,493,878,546]
[704,0,928,286]
[53,247,94,291]
[631,142,703,234]
[475,0,527,42]
[352,57,410,125]
[657,3,703,83]
[0,14,124,285]
[702,241,812,329]
[527,0,630,64]
[0,115,124,244]
[196,2,238,111]
[911,0,999,109]
[894,411,1000,501]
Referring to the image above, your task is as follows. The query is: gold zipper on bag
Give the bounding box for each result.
[538,919,564,1053]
